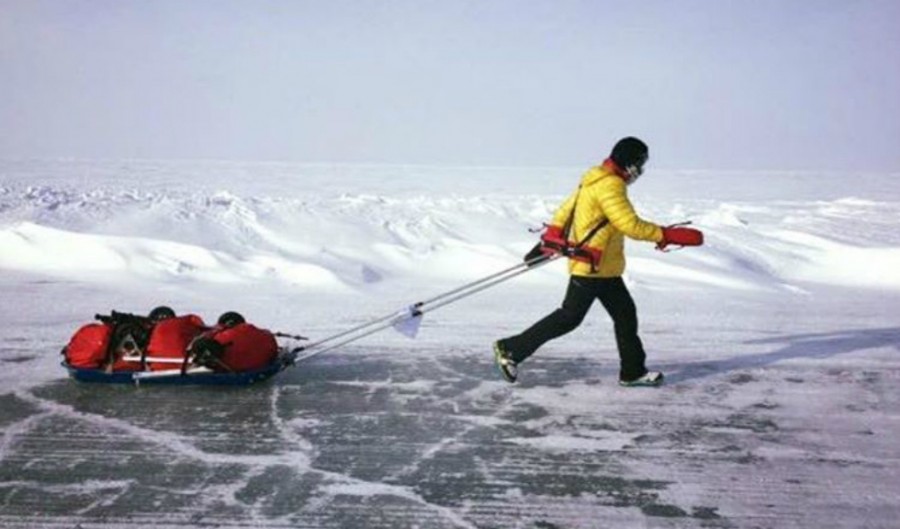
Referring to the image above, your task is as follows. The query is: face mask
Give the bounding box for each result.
[624,163,643,183]
[624,153,648,184]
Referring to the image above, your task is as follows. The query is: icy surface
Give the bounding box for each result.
[1,160,899,528]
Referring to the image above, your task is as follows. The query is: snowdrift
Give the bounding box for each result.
[2,162,899,293]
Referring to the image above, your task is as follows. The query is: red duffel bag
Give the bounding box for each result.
[203,323,278,372]
[146,315,207,371]
[64,323,113,368]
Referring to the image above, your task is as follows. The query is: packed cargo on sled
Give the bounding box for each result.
[61,306,293,385]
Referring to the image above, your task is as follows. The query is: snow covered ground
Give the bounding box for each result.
[1,159,899,528]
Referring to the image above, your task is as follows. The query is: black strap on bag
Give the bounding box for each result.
[559,185,610,272]
[95,311,153,371]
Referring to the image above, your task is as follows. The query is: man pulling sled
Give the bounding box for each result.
[493,137,704,386]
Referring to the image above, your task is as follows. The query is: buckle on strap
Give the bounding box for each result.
[563,245,602,272]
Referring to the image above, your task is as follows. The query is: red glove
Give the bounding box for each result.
[657,226,704,251]
[540,225,568,254]
[523,225,568,264]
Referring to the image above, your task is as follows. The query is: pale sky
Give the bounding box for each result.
[2,0,899,170]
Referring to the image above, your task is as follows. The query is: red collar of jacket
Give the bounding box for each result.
[601,158,630,182]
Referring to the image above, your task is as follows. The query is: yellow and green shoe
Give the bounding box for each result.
[493,341,518,384]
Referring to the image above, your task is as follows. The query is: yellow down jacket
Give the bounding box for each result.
[550,162,663,278]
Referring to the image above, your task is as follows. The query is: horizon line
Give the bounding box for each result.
[1,156,896,175]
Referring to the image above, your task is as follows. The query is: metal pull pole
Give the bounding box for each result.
[296,252,552,352]
[417,254,558,315]
[288,252,560,363]
[415,252,553,307]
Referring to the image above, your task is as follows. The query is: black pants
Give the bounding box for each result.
[499,276,648,381]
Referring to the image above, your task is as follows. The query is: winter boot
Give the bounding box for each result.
[493,341,518,384]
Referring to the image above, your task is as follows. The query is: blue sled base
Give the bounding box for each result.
[62,359,288,386]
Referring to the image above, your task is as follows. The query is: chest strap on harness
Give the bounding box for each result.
[556,185,610,272]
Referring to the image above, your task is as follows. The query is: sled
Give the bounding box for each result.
[61,352,291,386]
[61,307,298,386]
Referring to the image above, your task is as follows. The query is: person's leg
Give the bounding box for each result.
[499,277,595,363]
[595,277,648,381]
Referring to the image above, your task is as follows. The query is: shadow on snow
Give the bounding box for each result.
[664,327,900,384]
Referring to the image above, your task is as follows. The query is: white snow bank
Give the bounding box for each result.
[1,162,898,293]
[765,229,900,289]
[0,221,347,289]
